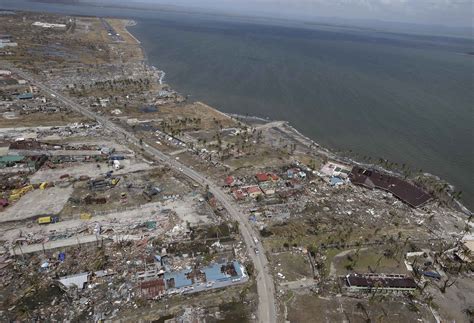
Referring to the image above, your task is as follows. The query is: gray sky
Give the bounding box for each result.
[124,0,473,27]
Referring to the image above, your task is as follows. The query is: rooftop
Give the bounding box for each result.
[349,166,431,208]
[346,273,417,290]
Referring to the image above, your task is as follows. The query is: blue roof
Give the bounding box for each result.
[164,270,193,288]
[17,93,33,99]
[140,106,158,113]
[163,261,245,289]
[233,261,243,277]
[202,261,244,282]
[203,263,228,282]
[330,176,344,186]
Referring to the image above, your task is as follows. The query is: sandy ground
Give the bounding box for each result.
[29,159,154,183]
[1,201,163,242]
[0,186,73,222]
[163,195,214,225]
[1,194,213,243]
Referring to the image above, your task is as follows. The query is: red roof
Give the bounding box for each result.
[256,173,279,182]
[256,173,269,182]
[224,176,235,186]
[245,186,262,194]
[232,189,246,200]
[140,279,165,298]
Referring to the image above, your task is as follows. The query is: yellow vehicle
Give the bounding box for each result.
[80,213,92,220]
[39,182,48,190]
[111,178,120,186]
[38,216,59,225]
[10,185,34,201]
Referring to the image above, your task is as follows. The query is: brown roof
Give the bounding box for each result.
[346,274,417,289]
[140,279,165,298]
[256,173,270,182]
[349,166,431,208]
[10,140,41,150]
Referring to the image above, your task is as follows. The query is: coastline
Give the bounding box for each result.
[122,19,141,44]
[123,20,472,216]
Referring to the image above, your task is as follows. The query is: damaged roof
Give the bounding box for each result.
[349,166,431,208]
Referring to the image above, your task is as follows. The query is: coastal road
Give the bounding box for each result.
[6,64,277,323]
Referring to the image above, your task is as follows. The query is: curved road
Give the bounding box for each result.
[6,65,277,323]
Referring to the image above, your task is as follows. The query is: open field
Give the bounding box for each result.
[0,186,73,222]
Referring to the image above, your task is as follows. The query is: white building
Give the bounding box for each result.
[32,22,67,29]
[0,42,17,48]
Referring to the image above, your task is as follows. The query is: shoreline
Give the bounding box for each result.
[122,19,141,44]
[123,20,471,215]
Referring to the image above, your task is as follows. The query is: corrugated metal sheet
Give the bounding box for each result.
[59,272,89,289]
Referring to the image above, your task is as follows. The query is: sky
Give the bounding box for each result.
[121,0,473,27]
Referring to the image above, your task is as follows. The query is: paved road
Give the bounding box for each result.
[6,65,277,323]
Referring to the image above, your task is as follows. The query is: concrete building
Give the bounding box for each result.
[0,142,10,156]
[32,22,67,29]
[0,42,17,48]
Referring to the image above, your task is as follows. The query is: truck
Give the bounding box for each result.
[9,185,34,201]
[80,213,92,220]
[37,216,59,225]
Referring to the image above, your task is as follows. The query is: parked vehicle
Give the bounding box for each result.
[37,216,59,225]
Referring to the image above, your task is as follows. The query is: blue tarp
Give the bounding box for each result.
[109,155,125,160]
[58,252,66,262]
[330,176,344,186]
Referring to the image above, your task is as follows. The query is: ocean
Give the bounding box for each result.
[1,1,473,210]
